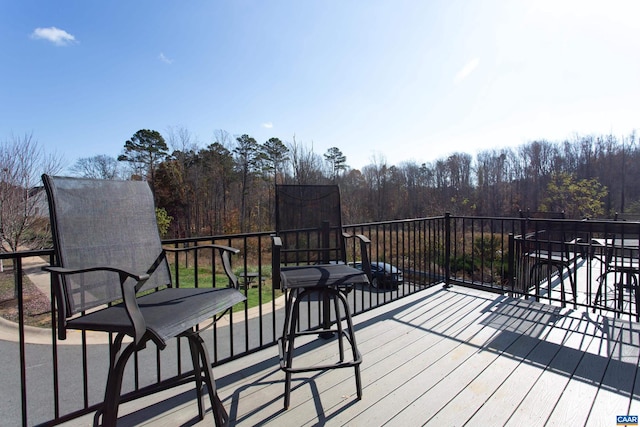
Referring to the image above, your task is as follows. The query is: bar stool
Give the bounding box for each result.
[277,264,368,409]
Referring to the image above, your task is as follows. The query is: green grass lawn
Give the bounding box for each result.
[0,263,280,327]
[170,264,282,312]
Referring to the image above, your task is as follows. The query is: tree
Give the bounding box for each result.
[233,134,260,232]
[118,129,169,188]
[200,142,236,234]
[70,154,121,179]
[0,133,63,283]
[287,136,324,185]
[0,133,63,255]
[262,137,289,184]
[541,173,608,219]
[324,147,348,182]
[153,159,189,237]
[155,207,173,238]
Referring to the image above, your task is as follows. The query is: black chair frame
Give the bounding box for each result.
[42,175,245,426]
[594,238,640,319]
[271,184,371,409]
[518,212,579,308]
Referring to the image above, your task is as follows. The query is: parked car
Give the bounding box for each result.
[352,261,404,289]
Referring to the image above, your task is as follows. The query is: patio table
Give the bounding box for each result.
[241,272,262,288]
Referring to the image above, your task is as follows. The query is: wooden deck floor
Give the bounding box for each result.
[67,283,640,427]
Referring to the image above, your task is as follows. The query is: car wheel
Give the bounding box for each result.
[371,277,379,289]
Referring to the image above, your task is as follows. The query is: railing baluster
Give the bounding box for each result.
[6,216,640,425]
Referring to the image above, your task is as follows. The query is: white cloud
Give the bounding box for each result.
[261,122,273,129]
[454,58,480,84]
[31,27,77,46]
[158,52,173,64]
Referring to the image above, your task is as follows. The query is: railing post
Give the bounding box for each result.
[320,220,333,336]
[444,212,452,289]
[15,256,28,426]
[508,233,515,294]
[321,220,330,264]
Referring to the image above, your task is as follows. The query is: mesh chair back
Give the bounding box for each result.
[614,212,640,222]
[520,210,566,220]
[275,184,346,264]
[43,175,171,316]
[519,210,568,240]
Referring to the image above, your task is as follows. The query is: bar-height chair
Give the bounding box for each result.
[271,184,372,409]
[519,210,579,307]
[41,175,246,426]
[594,218,640,317]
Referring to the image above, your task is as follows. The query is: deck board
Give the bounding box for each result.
[64,281,640,427]
[540,315,603,426]
[587,318,640,426]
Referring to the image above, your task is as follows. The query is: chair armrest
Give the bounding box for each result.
[165,244,241,290]
[43,265,149,345]
[343,233,373,282]
[165,244,240,255]
[43,265,150,282]
[271,236,282,290]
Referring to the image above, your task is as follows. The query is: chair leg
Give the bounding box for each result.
[595,270,615,311]
[336,289,363,401]
[280,287,363,409]
[98,337,137,426]
[187,335,205,420]
[616,271,625,315]
[631,274,640,322]
[187,333,229,427]
[568,266,577,308]
[283,291,302,410]
[556,263,576,308]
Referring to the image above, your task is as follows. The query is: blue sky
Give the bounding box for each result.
[1,1,639,171]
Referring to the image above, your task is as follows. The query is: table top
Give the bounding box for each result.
[589,238,640,250]
[279,264,369,289]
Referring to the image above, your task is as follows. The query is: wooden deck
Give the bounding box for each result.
[66,283,640,426]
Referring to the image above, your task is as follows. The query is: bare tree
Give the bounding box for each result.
[70,154,121,179]
[362,153,390,221]
[286,136,324,184]
[0,133,63,276]
[166,125,199,155]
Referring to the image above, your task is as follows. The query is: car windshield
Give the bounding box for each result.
[372,262,399,273]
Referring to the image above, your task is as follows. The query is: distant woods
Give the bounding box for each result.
[71,129,638,238]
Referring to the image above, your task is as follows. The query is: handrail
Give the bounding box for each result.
[3,214,640,425]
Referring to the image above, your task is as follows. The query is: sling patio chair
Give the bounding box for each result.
[518,210,579,307]
[41,175,246,426]
[271,184,372,409]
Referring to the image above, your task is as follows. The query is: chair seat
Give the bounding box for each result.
[605,256,640,271]
[67,287,246,345]
[279,264,370,289]
[525,250,577,264]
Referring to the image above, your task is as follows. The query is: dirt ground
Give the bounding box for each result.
[0,271,52,327]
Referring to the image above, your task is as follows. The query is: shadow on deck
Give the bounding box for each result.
[63,282,640,427]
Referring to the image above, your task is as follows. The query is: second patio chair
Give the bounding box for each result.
[271,184,372,409]
[519,210,579,307]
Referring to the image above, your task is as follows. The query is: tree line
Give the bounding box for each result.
[1,128,638,251]
[71,128,638,238]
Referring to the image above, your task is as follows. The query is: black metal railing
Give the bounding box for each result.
[511,216,640,317]
[2,214,639,425]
